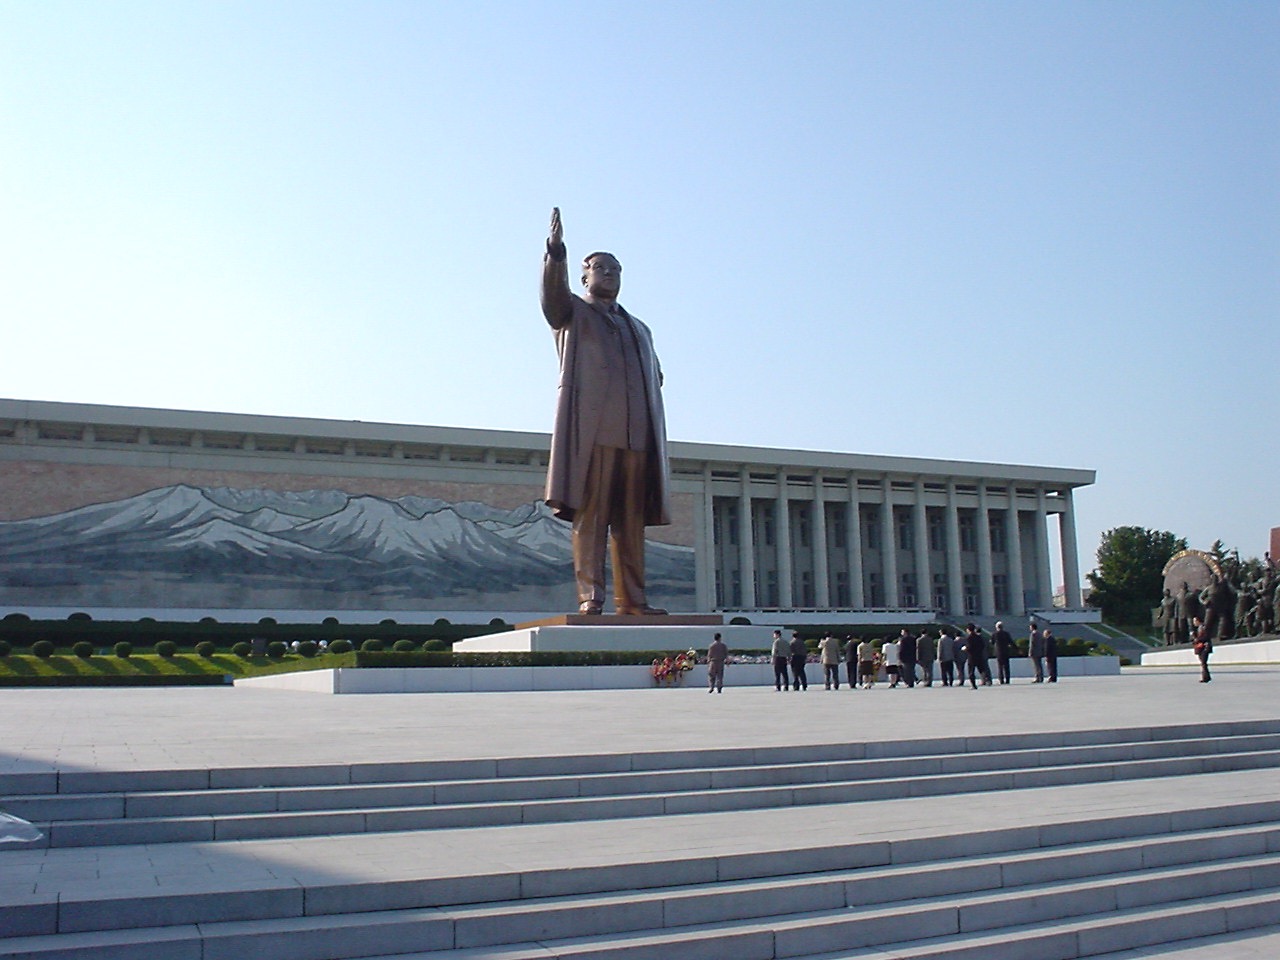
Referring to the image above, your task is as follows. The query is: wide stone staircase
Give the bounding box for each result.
[5,720,1280,959]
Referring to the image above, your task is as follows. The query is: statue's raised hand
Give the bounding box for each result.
[549,207,563,246]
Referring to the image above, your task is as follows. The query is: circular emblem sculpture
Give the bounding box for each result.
[1162,549,1221,595]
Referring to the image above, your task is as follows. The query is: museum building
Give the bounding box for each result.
[0,398,1093,621]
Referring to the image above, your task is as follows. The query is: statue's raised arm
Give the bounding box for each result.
[541,206,572,329]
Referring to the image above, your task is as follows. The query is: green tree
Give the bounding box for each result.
[1086,526,1187,624]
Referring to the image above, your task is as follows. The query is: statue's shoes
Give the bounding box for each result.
[578,602,603,615]
[618,605,668,616]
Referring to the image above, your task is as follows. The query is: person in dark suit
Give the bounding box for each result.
[965,624,990,689]
[897,628,917,688]
[541,208,671,616]
[789,633,809,691]
[1044,628,1059,683]
[992,621,1016,685]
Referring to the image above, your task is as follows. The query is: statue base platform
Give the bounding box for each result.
[454,620,774,654]
[516,613,724,629]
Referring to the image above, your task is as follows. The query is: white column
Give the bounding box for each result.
[847,475,865,607]
[912,478,931,610]
[697,465,716,612]
[738,467,756,609]
[812,472,830,607]
[1005,502,1026,616]
[1059,488,1083,608]
[976,484,995,615]
[880,479,899,607]
[945,480,964,616]
[776,470,793,608]
[1033,487,1052,610]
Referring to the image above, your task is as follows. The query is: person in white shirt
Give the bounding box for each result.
[883,637,901,688]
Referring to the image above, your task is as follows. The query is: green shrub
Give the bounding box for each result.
[361,638,385,652]
[32,640,55,658]
[422,639,449,652]
[0,640,10,657]
[155,640,177,658]
[194,641,216,659]
[231,642,252,658]
[392,639,417,652]
[267,641,287,659]
[329,639,354,654]
[113,641,133,659]
[297,640,319,658]
[72,641,94,659]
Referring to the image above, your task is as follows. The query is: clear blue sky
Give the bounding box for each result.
[2,1,1277,586]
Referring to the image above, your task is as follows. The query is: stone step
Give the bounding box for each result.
[11,729,1280,826]
[11,724,1280,849]
[22,740,1280,849]
[8,719,1280,800]
[9,828,1277,960]
[6,799,1280,946]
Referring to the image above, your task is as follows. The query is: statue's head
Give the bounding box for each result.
[581,252,621,300]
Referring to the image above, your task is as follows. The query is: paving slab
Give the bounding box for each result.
[1,664,1279,948]
[0,665,1270,778]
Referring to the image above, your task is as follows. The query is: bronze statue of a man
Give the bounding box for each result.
[540,208,671,616]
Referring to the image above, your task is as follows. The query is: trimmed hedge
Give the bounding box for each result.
[355,650,689,669]
[231,642,252,658]
[0,674,233,688]
[114,641,133,659]
[155,640,177,658]
[0,617,510,648]
[195,641,217,659]
[72,641,94,659]
[32,640,54,658]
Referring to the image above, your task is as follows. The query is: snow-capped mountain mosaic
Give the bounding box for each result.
[0,485,696,611]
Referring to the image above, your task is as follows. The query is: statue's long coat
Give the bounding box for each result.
[540,253,671,526]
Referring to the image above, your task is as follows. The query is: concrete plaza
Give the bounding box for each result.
[3,663,1280,959]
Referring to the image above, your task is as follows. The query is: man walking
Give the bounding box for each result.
[965,624,990,689]
[818,632,842,690]
[992,621,1015,685]
[1028,622,1046,683]
[898,628,917,688]
[771,630,790,691]
[937,629,956,687]
[917,629,936,687]
[790,632,809,691]
[707,632,728,693]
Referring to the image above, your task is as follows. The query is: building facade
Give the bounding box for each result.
[0,399,1092,621]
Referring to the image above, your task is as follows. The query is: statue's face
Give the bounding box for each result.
[582,255,621,299]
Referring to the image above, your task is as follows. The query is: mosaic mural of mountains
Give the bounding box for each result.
[0,485,696,612]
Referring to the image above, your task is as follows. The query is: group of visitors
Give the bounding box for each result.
[709,623,1060,693]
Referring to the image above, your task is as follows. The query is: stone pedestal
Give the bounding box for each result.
[454,622,774,653]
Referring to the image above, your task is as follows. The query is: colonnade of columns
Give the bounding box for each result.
[707,470,1085,617]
